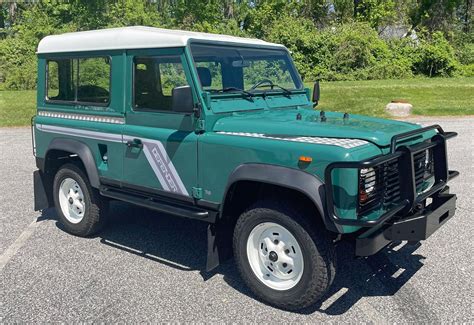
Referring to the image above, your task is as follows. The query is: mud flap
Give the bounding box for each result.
[206,222,233,272]
[33,170,52,211]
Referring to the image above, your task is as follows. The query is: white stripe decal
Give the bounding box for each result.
[37,124,189,196]
[216,131,369,149]
[123,135,189,196]
[38,124,123,142]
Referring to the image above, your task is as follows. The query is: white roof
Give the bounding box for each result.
[37,26,285,54]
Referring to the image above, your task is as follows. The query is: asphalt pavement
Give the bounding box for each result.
[1,117,473,322]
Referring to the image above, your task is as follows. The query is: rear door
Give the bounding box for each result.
[122,48,198,199]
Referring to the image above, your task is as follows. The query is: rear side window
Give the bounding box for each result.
[46,57,110,105]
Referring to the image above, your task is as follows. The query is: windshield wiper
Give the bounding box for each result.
[249,81,292,96]
[212,87,255,98]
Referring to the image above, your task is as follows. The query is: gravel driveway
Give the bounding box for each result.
[1,117,473,322]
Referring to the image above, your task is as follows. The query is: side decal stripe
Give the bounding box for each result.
[123,135,189,196]
[38,111,125,124]
[37,124,123,142]
[216,131,369,149]
[37,124,190,197]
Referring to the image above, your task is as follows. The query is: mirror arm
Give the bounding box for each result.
[194,102,202,118]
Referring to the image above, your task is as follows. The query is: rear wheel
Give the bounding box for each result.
[233,201,336,310]
[53,163,107,237]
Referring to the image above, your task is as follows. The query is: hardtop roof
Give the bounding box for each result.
[37,26,285,54]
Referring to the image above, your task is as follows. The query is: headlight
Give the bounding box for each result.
[359,168,377,206]
[360,168,376,193]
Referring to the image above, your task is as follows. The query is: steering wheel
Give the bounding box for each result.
[249,79,275,91]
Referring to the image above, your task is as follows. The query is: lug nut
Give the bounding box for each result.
[274,239,279,244]
[285,249,290,254]
[282,263,287,268]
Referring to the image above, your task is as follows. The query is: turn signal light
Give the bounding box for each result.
[359,188,369,203]
[299,156,312,163]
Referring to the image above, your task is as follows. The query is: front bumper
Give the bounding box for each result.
[324,124,459,255]
[356,190,456,256]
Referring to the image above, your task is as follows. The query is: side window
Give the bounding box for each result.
[47,59,76,101]
[134,55,189,112]
[46,57,110,105]
[77,57,110,104]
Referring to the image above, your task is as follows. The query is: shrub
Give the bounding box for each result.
[412,32,459,77]
[266,21,414,82]
[0,38,38,90]
[459,64,474,77]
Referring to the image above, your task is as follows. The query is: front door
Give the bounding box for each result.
[122,48,198,199]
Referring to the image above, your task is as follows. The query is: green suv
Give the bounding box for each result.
[33,26,459,310]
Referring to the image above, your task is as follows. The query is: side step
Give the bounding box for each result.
[100,186,214,222]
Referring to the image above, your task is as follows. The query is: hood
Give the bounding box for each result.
[212,109,424,147]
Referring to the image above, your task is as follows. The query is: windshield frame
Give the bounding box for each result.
[188,41,304,97]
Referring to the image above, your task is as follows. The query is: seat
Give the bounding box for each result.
[134,65,172,110]
[196,67,212,88]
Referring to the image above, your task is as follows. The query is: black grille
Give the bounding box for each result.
[358,146,434,216]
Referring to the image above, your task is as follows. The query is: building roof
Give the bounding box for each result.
[37,26,284,54]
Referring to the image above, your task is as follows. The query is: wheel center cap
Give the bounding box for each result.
[68,197,74,204]
[269,251,278,262]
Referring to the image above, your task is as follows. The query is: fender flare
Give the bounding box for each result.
[220,163,340,232]
[45,138,100,188]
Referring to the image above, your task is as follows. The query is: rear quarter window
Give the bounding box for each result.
[46,57,110,106]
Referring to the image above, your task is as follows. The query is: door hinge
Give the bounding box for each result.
[197,119,205,130]
[192,187,203,199]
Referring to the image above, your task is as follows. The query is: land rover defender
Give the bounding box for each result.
[32,27,459,310]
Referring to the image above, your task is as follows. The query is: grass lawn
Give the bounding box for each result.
[0,77,473,127]
[314,77,474,117]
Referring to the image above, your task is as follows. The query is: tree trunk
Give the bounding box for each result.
[0,7,4,30]
[464,0,472,33]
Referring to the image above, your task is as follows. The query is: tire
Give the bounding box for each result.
[53,163,108,237]
[233,200,336,311]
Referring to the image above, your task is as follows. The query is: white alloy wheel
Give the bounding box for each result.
[246,222,304,290]
[58,177,86,224]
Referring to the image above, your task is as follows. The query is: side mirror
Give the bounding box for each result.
[172,85,194,114]
[312,81,320,106]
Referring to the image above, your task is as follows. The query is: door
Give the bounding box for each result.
[122,48,198,199]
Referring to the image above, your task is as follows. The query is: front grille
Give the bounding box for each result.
[358,145,435,216]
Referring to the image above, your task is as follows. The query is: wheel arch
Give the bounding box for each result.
[220,163,331,229]
[44,138,100,188]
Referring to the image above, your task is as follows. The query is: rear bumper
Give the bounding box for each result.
[356,191,457,256]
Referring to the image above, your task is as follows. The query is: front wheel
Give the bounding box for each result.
[233,201,336,310]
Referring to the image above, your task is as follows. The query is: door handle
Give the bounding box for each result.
[126,138,143,149]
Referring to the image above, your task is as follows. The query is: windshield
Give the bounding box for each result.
[190,43,302,95]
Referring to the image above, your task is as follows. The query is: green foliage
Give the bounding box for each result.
[355,0,397,29]
[0,0,471,90]
[459,64,474,77]
[0,37,37,90]
[412,32,459,77]
[267,21,413,81]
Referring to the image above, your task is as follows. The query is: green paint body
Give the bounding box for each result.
[35,43,433,234]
